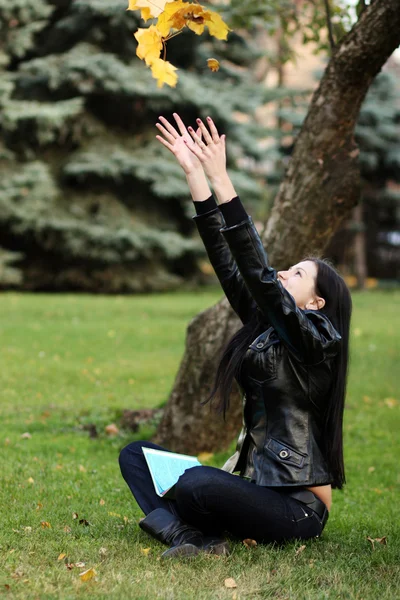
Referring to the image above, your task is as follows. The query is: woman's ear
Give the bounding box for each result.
[306,296,326,311]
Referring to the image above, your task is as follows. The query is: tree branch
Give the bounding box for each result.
[323,0,335,52]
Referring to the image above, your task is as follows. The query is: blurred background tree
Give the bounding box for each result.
[0,0,291,292]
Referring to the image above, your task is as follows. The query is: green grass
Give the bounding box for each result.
[0,289,399,599]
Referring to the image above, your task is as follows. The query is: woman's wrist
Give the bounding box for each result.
[208,172,237,205]
[185,168,212,202]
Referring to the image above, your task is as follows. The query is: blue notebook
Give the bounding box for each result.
[142,447,202,498]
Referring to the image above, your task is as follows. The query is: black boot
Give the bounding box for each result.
[139,508,230,559]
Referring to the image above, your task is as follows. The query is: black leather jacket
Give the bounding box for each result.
[194,207,342,487]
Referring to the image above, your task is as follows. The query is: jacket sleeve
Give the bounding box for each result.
[193,208,257,324]
[221,217,342,363]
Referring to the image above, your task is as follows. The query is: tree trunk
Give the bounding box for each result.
[155,0,400,454]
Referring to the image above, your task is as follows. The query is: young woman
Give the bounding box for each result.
[119,114,352,559]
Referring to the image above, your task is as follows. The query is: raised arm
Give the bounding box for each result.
[186,117,341,363]
[155,113,256,324]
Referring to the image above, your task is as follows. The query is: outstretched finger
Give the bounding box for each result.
[158,115,180,139]
[188,126,207,150]
[184,137,203,158]
[195,119,213,144]
[156,134,175,153]
[205,116,220,143]
[156,122,176,144]
[173,112,191,138]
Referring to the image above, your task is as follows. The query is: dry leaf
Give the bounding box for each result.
[367,535,387,549]
[368,466,375,473]
[108,512,121,518]
[384,397,398,408]
[63,526,72,533]
[243,538,257,548]
[140,548,151,556]
[65,563,74,570]
[224,578,237,589]
[27,477,34,484]
[21,432,32,439]
[295,544,306,556]
[58,553,67,561]
[72,512,79,519]
[79,519,90,527]
[79,465,86,473]
[75,562,86,568]
[150,58,178,88]
[79,567,96,582]
[99,547,107,558]
[36,502,43,510]
[105,424,119,436]
[40,521,52,529]
[99,499,105,506]
[197,452,214,462]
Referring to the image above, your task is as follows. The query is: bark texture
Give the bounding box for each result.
[155,0,400,454]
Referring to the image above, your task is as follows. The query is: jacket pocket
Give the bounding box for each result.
[265,438,306,469]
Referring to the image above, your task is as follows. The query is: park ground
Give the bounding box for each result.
[0,289,399,599]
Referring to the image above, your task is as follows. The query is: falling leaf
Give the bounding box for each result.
[27,477,34,484]
[140,548,151,556]
[79,567,96,582]
[40,521,52,529]
[128,0,175,18]
[150,58,178,88]
[207,58,220,72]
[243,538,257,549]
[295,544,306,556]
[224,578,237,589]
[58,553,67,561]
[105,424,119,436]
[99,499,106,506]
[21,432,32,439]
[134,26,163,66]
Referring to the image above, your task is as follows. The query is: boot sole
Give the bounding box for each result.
[161,543,201,559]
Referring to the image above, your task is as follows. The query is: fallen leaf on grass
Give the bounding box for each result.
[295,544,306,556]
[140,548,151,556]
[75,562,86,568]
[108,512,121,518]
[63,526,72,533]
[368,466,375,473]
[243,538,257,548]
[36,503,43,510]
[79,465,87,473]
[4,584,10,591]
[79,567,96,582]
[99,547,107,558]
[72,512,79,519]
[27,477,34,484]
[40,521,52,529]
[224,578,237,589]
[99,499,105,506]
[198,452,214,462]
[79,519,90,527]
[367,536,387,549]
[58,553,67,561]
[105,423,119,436]
[384,397,398,408]
[21,432,32,439]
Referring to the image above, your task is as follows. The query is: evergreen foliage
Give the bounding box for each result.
[0,0,291,292]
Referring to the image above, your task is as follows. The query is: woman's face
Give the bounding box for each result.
[277,260,325,310]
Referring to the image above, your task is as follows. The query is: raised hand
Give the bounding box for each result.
[155,113,202,175]
[184,117,227,182]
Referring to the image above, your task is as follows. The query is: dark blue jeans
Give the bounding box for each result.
[119,441,325,544]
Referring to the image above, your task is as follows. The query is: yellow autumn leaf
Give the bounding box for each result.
[127,0,174,18]
[27,477,35,484]
[206,11,230,40]
[134,25,163,66]
[150,58,178,88]
[58,553,67,561]
[207,58,220,72]
[157,2,230,40]
[40,521,52,529]
[79,567,96,582]
[99,499,105,506]
[224,577,237,589]
[140,547,151,556]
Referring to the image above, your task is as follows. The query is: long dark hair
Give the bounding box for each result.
[206,258,352,490]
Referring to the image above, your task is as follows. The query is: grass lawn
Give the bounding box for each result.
[0,289,399,599]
